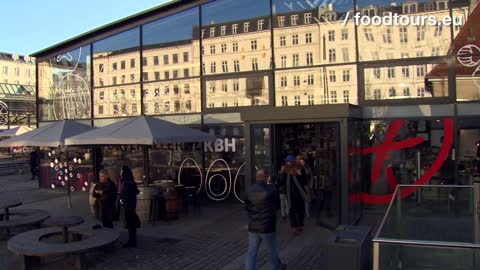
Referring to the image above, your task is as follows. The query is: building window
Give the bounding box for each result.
[130,89,136,98]
[233,79,239,91]
[281,56,287,68]
[209,82,216,93]
[389,87,396,97]
[232,24,238,34]
[154,72,160,81]
[112,63,117,71]
[98,105,104,115]
[306,52,313,65]
[329,71,336,82]
[183,52,189,62]
[341,29,348,40]
[294,96,301,106]
[343,90,349,103]
[294,75,300,86]
[222,61,228,73]
[184,68,189,78]
[210,27,215,37]
[417,26,426,41]
[121,61,126,69]
[374,68,381,79]
[222,102,228,108]
[417,65,426,77]
[113,104,119,115]
[211,62,216,74]
[342,48,349,62]
[364,28,374,41]
[99,91,105,100]
[401,66,410,78]
[130,59,135,68]
[210,45,216,54]
[383,29,392,43]
[112,76,117,85]
[400,27,408,43]
[184,84,190,94]
[417,87,425,97]
[307,74,314,85]
[403,87,410,96]
[163,55,169,64]
[280,36,286,46]
[329,49,336,63]
[258,19,264,30]
[281,76,287,87]
[292,54,299,67]
[244,22,250,32]
[98,64,104,73]
[387,67,395,78]
[432,47,441,56]
[221,25,226,35]
[281,96,288,106]
[164,71,170,80]
[305,13,312,24]
[308,95,314,105]
[278,16,285,27]
[306,33,312,44]
[374,89,381,99]
[252,58,259,71]
[142,57,148,66]
[144,104,149,113]
[208,103,215,108]
[173,54,178,64]
[251,40,257,50]
[153,56,159,65]
[221,43,227,53]
[434,24,443,37]
[234,60,240,72]
[291,14,298,25]
[173,70,179,79]
[222,80,228,92]
[331,91,337,103]
[328,30,335,41]
[292,34,298,45]
[343,70,350,82]
[202,63,206,74]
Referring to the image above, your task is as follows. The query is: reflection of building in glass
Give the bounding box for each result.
[0,53,36,127]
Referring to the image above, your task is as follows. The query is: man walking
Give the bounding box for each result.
[245,169,286,270]
[29,149,39,180]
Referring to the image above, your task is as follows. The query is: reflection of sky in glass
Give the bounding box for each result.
[51,45,90,73]
[143,8,198,46]
[272,0,353,13]
[93,28,140,53]
[202,0,270,25]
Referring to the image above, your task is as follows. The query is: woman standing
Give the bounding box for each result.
[93,170,117,228]
[283,155,309,235]
[120,165,140,248]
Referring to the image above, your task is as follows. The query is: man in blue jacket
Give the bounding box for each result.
[245,169,286,270]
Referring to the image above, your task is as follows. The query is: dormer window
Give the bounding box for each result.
[304,13,312,24]
[210,27,215,37]
[437,0,447,10]
[403,3,417,14]
[232,24,238,34]
[258,20,264,31]
[278,16,285,27]
[244,22,250,32]
[221,25,226,36]
[291,14,298,25]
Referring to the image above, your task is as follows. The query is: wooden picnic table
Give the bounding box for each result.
[0,200,22,221]
[43,216,84,243]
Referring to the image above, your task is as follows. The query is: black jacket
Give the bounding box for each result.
[245,183,278,234]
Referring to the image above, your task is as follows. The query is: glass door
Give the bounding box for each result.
[251,124,273,181]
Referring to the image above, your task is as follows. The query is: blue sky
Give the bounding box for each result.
[0,0,169,55]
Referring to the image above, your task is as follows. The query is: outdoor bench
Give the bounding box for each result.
[0,160,29,175]
[8,226,120,270]
[0,209,50,236]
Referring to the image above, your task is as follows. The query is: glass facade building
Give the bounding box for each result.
[32,0,480,225]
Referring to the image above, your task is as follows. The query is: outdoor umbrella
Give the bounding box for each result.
[0,126,33,137]
[65,115,215,145]
[0,120,94,148]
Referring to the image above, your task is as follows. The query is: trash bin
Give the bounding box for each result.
[325,225,372,270]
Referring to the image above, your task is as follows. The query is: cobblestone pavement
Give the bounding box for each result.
[0,173,370,270]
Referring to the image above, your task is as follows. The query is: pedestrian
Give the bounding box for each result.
[119,165,140,248]
[296,155,313,218]
[283,155,309,235]
[245,169,286,270]
[29,149,39,180]
[276,164,289,220]
[93,169,117,228]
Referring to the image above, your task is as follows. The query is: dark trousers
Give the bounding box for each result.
[289,200,305,228]
[30,166,38,180]
[101,206,114,228]
[125,209,138,246]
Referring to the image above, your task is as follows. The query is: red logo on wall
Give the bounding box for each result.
[348,118,454,204]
